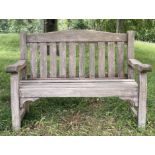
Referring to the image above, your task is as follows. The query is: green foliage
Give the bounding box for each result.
[58,19,68,30]
[68,19,88,29]
[121,19,155,42]
[58,19,155,42]
[59,19,116,32]
[1,19,155,42]
[0,34,155,135]
[0,20,9,32]
[136,27,155,42]
[0,19,43,33]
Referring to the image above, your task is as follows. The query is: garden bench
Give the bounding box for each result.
[6,30,152,130]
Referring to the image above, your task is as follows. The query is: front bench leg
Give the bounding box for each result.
[10,73,21,131]
[6,60,27,130]
[138,72,147,128]
[128,59,152,128]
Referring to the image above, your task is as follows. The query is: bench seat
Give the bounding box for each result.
[20,79,138,99]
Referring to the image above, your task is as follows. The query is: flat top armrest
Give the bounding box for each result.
[128,59,152,73]
[6,60,26,73]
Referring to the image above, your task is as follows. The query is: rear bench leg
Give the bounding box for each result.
[11,74,21,131]
[138,72,147,128]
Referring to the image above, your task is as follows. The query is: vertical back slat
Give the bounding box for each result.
[20,32,27,79]
[127,31,135,79]
[59,43,66,77]
[108,42,115,77]
[39,43,47,78]
[89,43,95,78]
[69,43,76,78]
[79,43,85,78]
[30,43,38,79]
[117,42,124,78]
[49,43,57,78]
[98,42,105,78]
[20,32,27,60]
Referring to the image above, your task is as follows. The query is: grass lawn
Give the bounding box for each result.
[0,33,155,136]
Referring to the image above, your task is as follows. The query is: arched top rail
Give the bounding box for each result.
[26,30,128,43]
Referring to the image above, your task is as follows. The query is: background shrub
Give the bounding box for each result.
[1,19,155,42]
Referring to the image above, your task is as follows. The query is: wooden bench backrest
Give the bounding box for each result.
[20,30,135,79]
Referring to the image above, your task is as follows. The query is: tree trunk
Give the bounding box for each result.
[44,19,58,55]
[44,19,58,32]
[116,19,124,33]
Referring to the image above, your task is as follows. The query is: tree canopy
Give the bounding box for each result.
[0,19,155,42]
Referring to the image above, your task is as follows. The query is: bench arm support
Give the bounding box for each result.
[128,59,152,128]
[6,60,26,74]
[128,59,152,73]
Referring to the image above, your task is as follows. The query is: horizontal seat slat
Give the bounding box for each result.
[20,79,135,83]
[20,88,138,98]
[20,79,138,98]
[20,84,138,89]
[20,81,138,87]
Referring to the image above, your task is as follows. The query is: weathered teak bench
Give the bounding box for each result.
[6,30,152,130]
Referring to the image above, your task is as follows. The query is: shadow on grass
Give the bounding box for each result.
[19,97,137,135]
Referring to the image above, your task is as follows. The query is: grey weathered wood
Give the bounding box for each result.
[120,96,138,105]
[27,30,128,43]
[49,43,57,77]
[39,43,47,78]
[25,73,128,79]
[30,43,38,78]
[117,42,124,78]
[20,32,27,79]
[69,43,76,78]
[20,98,39,108]
[128,59,152,73]
[20,89,137,98]
[79,43,85,78]
[20,80,138,86]
[21,79,136,83]
[89,43,95,78]
[21,84,138,90]
[20,32,27,60]
[138,64,152,73]
[130,106,138,116]
[59,43,66,77]
[108,42,115,77]
[20,108,26,121]
[127,31,135,79]
[98,42,105,78]
[11,73,20,130]
[138,72,147,128]
[20,80,138,98]
[26,103,30,113]
[6,60,26,73]
[7,30,152,129]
